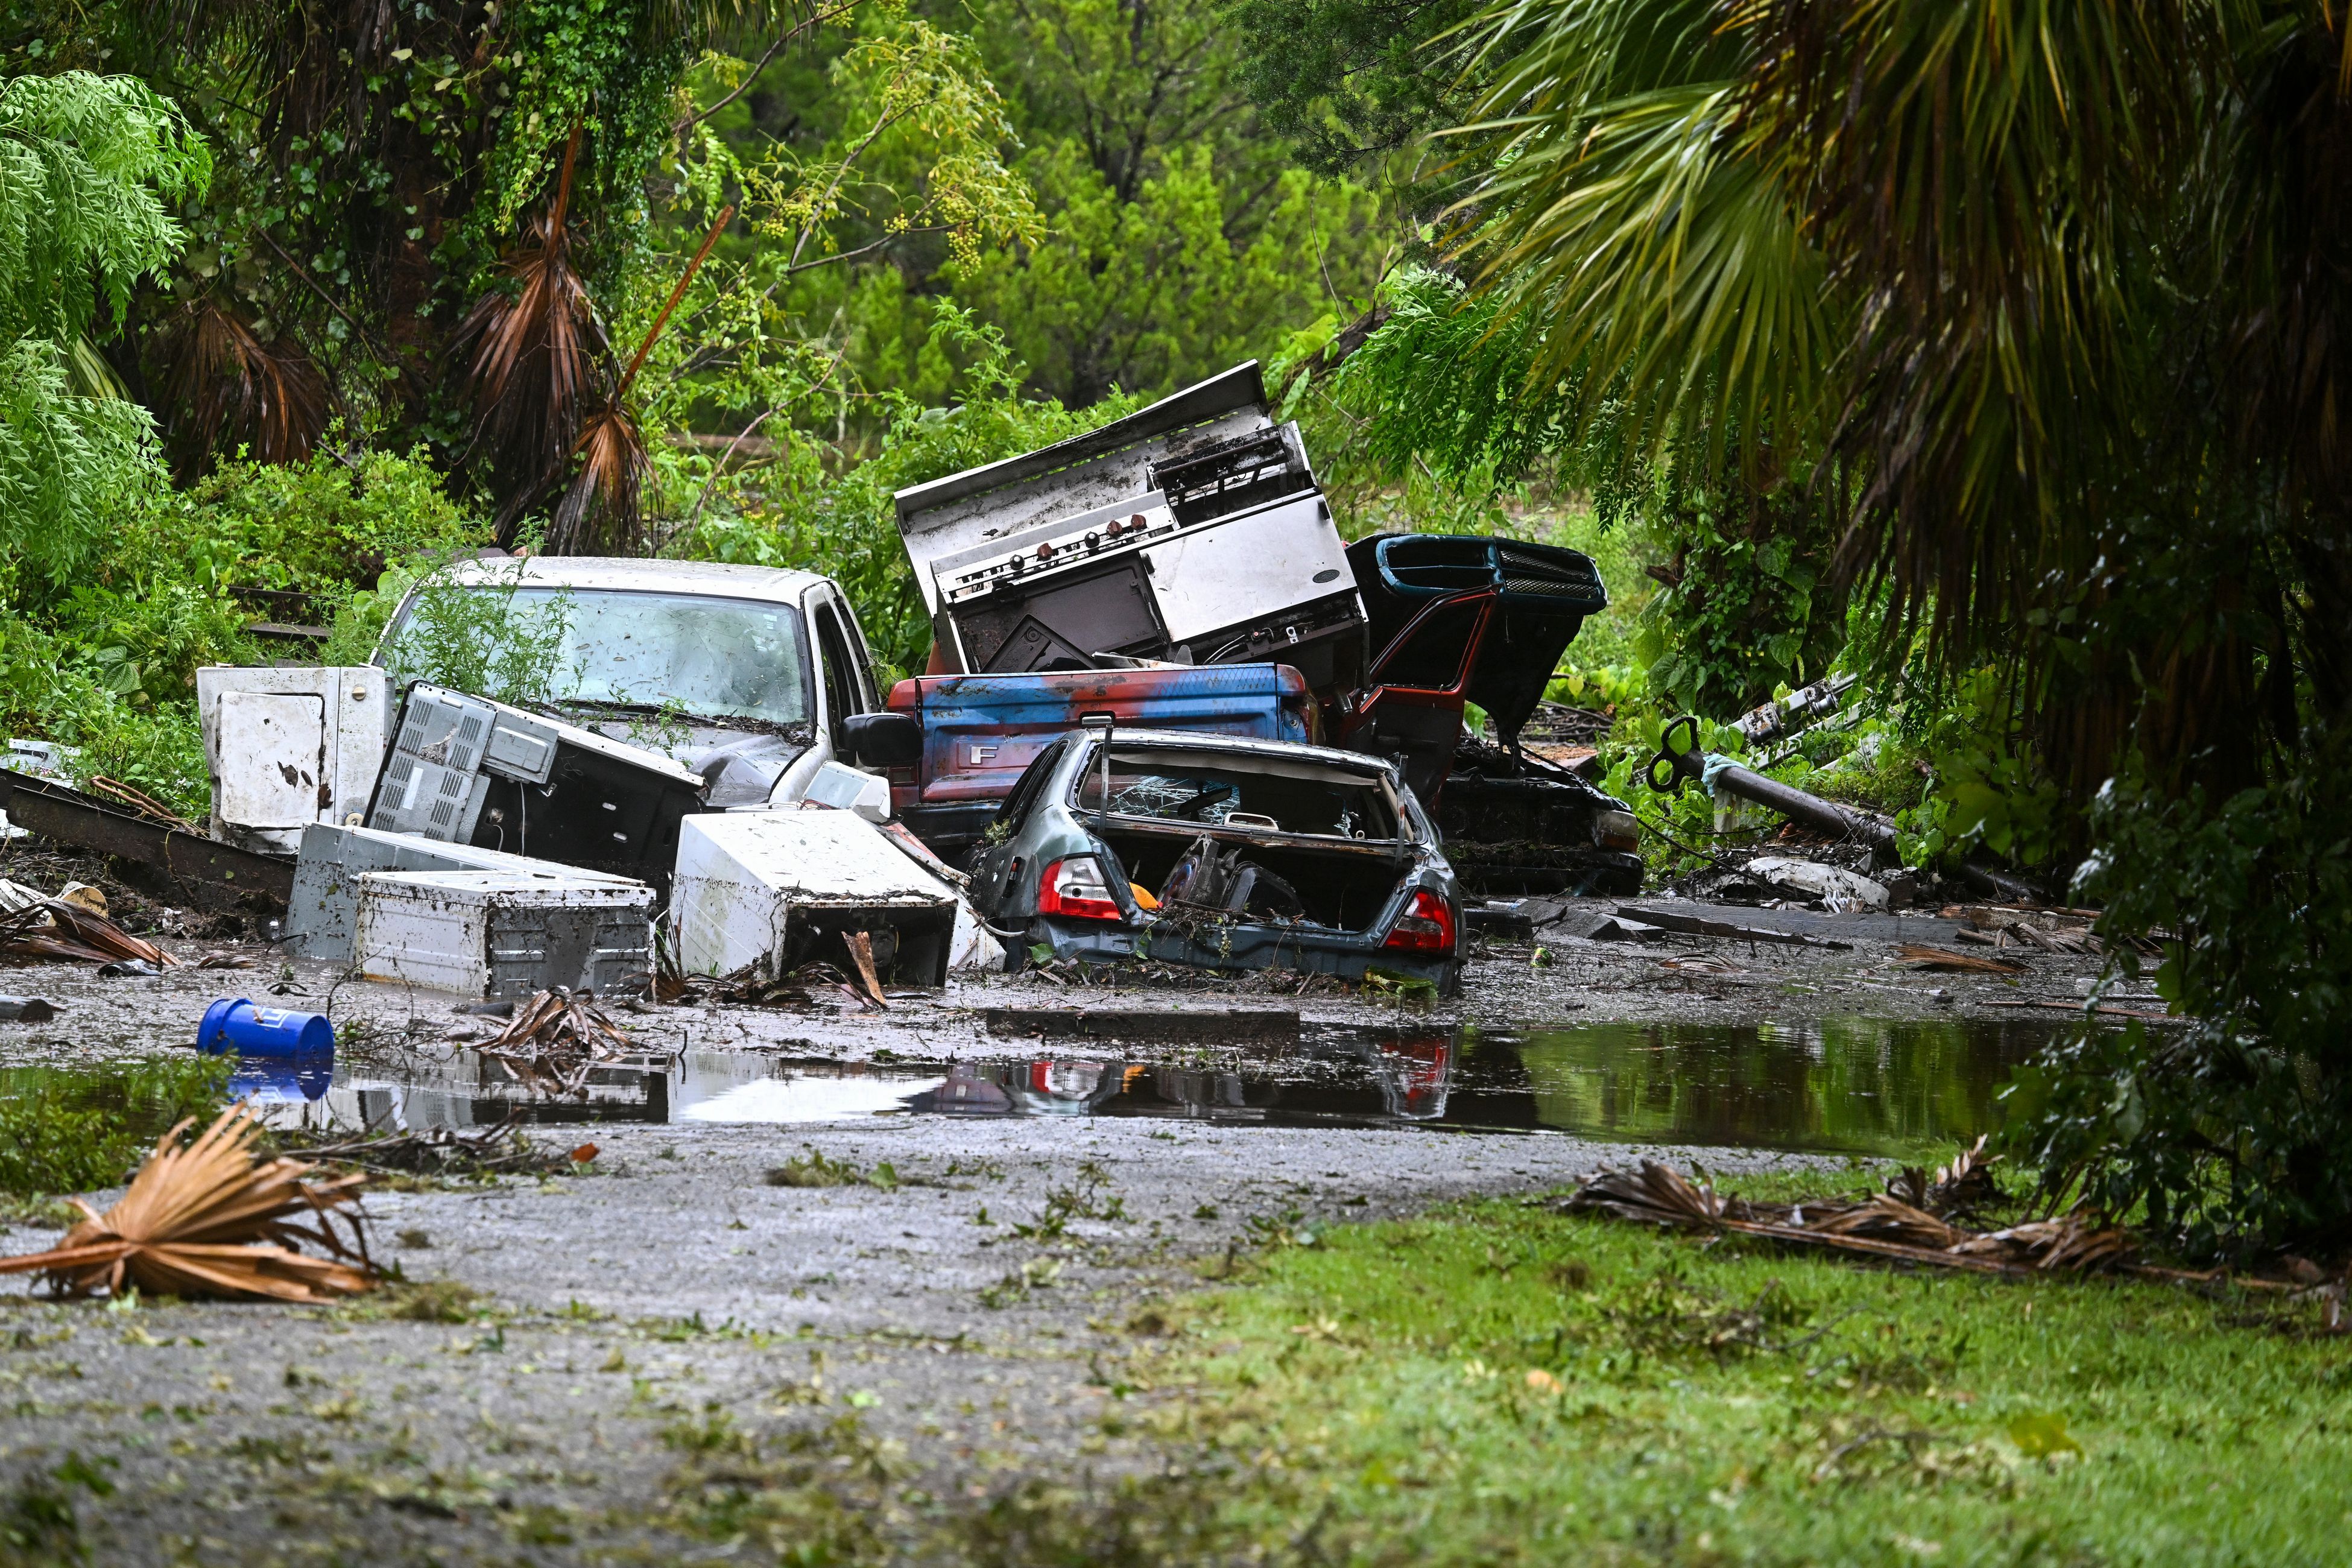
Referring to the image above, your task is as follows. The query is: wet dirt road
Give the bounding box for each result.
[0,897,2131,1564]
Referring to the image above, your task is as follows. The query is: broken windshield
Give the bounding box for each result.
[1078,747,1400,840]
[384,587,812,727]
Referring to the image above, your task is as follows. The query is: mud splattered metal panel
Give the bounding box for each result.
[350,868,654,998]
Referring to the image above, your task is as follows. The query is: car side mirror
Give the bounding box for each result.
[842,711,922,768]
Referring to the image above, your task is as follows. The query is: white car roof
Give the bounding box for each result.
[441,555,831,605]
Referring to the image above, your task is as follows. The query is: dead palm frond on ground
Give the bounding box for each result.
[0,1105,376,1301]
[1564,1155,2195,1288]
[0,899,179,967]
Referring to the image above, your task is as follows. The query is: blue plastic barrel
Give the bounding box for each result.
[197,997,334,1058]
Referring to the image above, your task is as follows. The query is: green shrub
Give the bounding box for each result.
[164,444,488,599]
[2002,732,2352,1259]
[374,554,577,708]
[0,1057,233,1197]
[678,303,1144,683]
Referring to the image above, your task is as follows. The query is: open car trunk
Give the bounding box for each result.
[1078,743,1418,932]
[1092,822,1409,933]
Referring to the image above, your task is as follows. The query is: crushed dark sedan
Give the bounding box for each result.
[967,725,1462,991]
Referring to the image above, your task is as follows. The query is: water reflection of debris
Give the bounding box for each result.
[902,1035,1452,1123]
[224,1017,2088,1154]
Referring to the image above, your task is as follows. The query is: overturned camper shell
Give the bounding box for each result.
[285,822,644,964]
[351,868,654,999]
[894,364,1366,690]
[672,810,980,988]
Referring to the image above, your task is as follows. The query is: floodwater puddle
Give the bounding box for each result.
[68,1013,2088,1155]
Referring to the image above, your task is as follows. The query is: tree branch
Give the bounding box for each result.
[687,0,868,129]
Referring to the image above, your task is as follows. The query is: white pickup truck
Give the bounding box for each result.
[196,556,923,852]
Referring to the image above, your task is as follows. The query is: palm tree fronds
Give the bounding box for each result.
[544,201,735,554]
[452,127,611,536]
[163,300,328,470]
[0,1105,376,1303]
[551,409,650,555]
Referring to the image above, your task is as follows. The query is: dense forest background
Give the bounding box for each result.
[2,0,2348,1253]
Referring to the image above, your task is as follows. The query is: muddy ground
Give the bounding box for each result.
[0,869,2130,1565]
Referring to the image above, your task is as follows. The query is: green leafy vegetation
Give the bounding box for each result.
[680,304,1146,679]
[0,443,487,816]
[985,1194,2352,1564]
[2006,733,2352,1260]
[0,1057,232,1197]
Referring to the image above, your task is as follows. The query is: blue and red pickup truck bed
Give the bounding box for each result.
[884,665,1313,856]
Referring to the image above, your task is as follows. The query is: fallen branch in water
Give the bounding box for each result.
[479,988,635,1096]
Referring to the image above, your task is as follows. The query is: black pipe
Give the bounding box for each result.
[1703,763,1898,853]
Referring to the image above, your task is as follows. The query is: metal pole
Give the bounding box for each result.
[1703,763,1898,853]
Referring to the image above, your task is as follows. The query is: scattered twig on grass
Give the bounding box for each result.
[1561,1155,2128,1277]
[1561,1151,2337,1317]
[1813,1425,1941,1484]
[0,1105,375,1301]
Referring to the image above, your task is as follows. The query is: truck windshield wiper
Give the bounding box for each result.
[552,698,675,716]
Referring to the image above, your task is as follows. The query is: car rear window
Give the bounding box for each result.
[1076,746,1399,840]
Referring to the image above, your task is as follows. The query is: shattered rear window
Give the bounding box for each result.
[1077,747,1400,840]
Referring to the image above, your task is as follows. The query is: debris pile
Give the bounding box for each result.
[1941,903,2117,955]
[277,1121,595,1178]
[477,987,637,1096]
[0,1105,375,1302]
[1563,1142,2137,1280]
[1569,1153,2351,1327]
[0,897,177,969]
[1894,943,2028,976]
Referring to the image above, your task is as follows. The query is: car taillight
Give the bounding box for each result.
[1038,856,1124,922]
[1383,889,1455,954]
[1593,808,1641,852]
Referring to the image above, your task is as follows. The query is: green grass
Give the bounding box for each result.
[1046,1195,2352,1567]
[0,1057,232,1197]
[1537,503,1657,686]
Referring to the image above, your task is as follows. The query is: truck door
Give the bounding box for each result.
[1336,593,1494,808]
[812,597,870,758]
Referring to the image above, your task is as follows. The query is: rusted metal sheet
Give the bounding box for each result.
[0,773,294,912]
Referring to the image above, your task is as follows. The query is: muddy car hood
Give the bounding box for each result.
[576,718,813,808]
